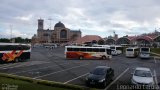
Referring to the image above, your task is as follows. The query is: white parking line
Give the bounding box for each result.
[64,73,89,84]
[0,62,29,68]
[154,57,157,64]
[0,63,18,67]
[12,62,81,74]
[154,70,160,90]
[1,61,50,69]
[105,68,129,90]
[33,63,90,79]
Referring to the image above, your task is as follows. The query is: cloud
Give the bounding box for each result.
[0,0,160,38]
[0,29,33,38]
[15,14,33,21]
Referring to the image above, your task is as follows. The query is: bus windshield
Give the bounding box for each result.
[110,47,115,49]
[127,49,133,51]
[141,48,149,52]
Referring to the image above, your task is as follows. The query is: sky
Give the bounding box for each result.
[0,0,160,39]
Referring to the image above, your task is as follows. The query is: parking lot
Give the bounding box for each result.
[0,47,160,90]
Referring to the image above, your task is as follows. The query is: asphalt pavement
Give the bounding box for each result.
[0,46,159,90]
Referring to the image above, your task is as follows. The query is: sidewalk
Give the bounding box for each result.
[151,52,160,56]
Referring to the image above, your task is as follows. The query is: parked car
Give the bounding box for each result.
[85,66,114,87]
[131,67,154,86]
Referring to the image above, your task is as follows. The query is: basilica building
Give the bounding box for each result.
[33,19,81,43]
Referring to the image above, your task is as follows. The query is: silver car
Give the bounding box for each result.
[131,67,154,85]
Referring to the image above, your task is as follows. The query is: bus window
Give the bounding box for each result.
[110,47,115,49]
[127,49,133,51]
[0,45,5,51]
[79,48,86,52]
[73,48,79,51]
[92,48,99,52]
[116,47,122,50]
[141,48,149,52]
[67,48,72,51]
[107,49,111,55]
[99,49,105,52]
[87,48,92,52]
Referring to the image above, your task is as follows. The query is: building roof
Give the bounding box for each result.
[73,35,102,44]
[133,36,153,41]
[54,21,65,28]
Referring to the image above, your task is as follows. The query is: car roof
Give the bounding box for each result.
[95,66,110,69]
[135,67,151,71]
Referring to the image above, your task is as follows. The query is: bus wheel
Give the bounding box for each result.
[102,56,106,60]
[14,58,19,63]
[79,56,83,60]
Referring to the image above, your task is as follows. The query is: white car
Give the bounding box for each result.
[131,67,154,85]
[111,49,118,56]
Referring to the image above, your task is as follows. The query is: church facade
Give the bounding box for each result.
[35,19,81,43]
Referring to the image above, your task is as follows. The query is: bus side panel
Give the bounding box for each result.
[0,53,5,63]
[19,52,30,60]
[66,52,81,59]
[83,52,96,59]
[66,52,96,59]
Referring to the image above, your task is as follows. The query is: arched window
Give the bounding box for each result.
[43,33,48,36]
[116,38,130,44]
[154,36,160,42]
[106,39,116,45]
[60,30,67,38]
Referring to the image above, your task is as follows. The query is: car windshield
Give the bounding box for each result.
[90,68,106,75]
[134,70,152,77]
[141,48,149,52]
[110,47,115,49]
[127,49,133,51]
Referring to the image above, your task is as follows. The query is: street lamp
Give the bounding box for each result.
[48,18,52,30]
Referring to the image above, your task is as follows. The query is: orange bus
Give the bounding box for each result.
[65,46,112,60]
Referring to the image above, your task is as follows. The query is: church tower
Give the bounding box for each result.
[38,19,44,30]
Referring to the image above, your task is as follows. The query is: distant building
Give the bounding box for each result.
[73,35,102,44]
[33,19,81,43]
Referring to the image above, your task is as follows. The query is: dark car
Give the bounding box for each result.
[85,66,114,87]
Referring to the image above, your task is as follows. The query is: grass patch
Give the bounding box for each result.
[0,76,70,90]
[0,73,93,90]
[151,48,160,54]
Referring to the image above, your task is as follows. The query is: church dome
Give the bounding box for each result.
[54,21,65,28]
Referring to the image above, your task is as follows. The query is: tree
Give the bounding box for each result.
[0,38,10,42]
[15,37,24,43]
[92,40,97,44]
[98,39,105,45]
[24,38,31,43]
[0,37,31,43]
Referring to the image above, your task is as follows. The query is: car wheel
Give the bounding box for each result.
[85,82,90,87]
[14,58,19,63]
[102,56,106,60]
[103,81,107,87]
[111,77,114,81]
[79,56,83,60]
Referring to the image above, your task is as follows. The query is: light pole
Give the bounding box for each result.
[48,18,53,43]
[10,25,13,43]
[48,18,52,30]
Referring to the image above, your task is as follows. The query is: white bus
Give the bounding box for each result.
[0,43,31,63]
[65,46,112,60]
[126,47,139,57]
[139,47,150,59]
[110,45,123,55]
